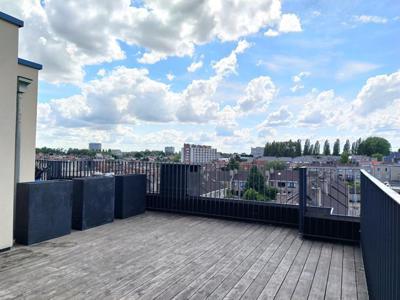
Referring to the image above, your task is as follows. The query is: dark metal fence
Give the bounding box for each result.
[35,159,361,241]
[306,167,361,217]
[361,170,400,299]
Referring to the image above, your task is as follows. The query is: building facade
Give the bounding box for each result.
[89,143,102,151]
[0,11,42,251]
[251,147,264,158]
[165,146,175,155]
[181,144,218,164]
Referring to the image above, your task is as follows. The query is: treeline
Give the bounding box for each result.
[264,137,391,158]
[36,147,99,157]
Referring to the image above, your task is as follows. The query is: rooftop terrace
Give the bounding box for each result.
[0,211,367,299]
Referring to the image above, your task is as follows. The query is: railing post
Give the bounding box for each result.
[299,167,307,234]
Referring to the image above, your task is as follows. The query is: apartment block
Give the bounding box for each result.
[181,144,218,163]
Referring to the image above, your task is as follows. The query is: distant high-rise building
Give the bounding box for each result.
[181,144,218,163]
[251,147,264,158]
[165,146,175,155]
[89,143,102,151]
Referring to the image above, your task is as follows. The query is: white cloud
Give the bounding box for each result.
[352,15,388,24]
[97,69,107,77]
[236,76,277,113]
[297,90,345,126]
[291,71,310,92]
[265,13,302,37]
[336,61,380,80]
[166,73,175,81]
[212,40,252,76]
[38,40,252,134]
[262,106,293,126]
[0,0,300,83]
[187,60,204,73]
[352,70,400,115]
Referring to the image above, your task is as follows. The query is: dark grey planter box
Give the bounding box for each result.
[72,176,115,230]
[15,180,73,245]
[115,174,146,219]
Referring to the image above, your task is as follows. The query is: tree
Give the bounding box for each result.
[343,139,351,153]
[309,144,314,155]
[245,166,265,193]
[333,139,340,156]
[244,166,278,200]
[295,139,302,157]
[303,139,311,155]
[372,153,383,161]
[313,141,320,155]
[358,137,391,156]
[265,161,286,171]
[351,142,356,154]
[227,157,240,170]
[355,138,362,154]
[323,140,331,155]
[340,151,349,164]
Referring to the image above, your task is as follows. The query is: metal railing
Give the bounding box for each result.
[35,159,301,205]
[306,167,362,217]
[360,170,400,300]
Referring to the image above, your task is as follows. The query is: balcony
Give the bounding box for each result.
[1,160,400,299]
[0,211,367,299]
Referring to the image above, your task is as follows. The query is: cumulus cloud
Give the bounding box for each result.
[262,106,293,126]
[236,76,277,113]
[352,70,400,115]
[38,39,252,134]
[0,0,300,84]
[166,73,175,81]
[297,90,346,126]
[264,13,302,37]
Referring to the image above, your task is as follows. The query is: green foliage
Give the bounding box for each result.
[303,139,311,155]
[245,166,265,193]
[313,141,320,155]
[265,160,286,171]
[244,166,277,201]
[358,137,391,156]
[227,157,240,170]
[264,140,301,157]
[333,139,340,156]
[340,151,349,164]
[295,139,302,156]
[343,139,351,153]
[323,140,331,155]
[371,153,383,161]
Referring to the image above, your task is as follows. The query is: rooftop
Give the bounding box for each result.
[0,211,367,299]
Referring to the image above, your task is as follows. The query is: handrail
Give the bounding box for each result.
[360,169,400,205]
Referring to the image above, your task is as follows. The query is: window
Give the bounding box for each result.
[278,182,286,188]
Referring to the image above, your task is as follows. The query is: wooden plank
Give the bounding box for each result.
[291,242,322,299]
[205,227,288,299]
[119,224,268,299]
[273,240,313,300]
[341,245,357,300]
[354,247,369,300]
[257,237,303,299]
[221,229,290,300]
[325,244,344,300]
[308,243,333,300]
[159,227,283,300]
[240,230,297,300]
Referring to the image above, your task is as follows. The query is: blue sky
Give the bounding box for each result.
[2,0,400,153]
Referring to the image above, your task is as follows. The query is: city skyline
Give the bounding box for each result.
[1,1,399,152]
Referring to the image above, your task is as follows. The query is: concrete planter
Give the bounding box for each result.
[15,180,73,245]
[115,174,146,219]
[72,176,115,230]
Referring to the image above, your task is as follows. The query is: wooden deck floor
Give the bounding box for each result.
[0,212,368,299]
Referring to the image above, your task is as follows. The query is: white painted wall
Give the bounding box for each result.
[17,64,38,183]
[0,19,19,250]
[0,17,39,251]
